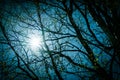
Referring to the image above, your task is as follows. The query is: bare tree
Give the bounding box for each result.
[0,0,120,80]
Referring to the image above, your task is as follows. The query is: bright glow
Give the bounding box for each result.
[29,37,40,49]
[28,33,43,51]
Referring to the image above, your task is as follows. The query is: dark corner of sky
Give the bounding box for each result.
[0,0,30,7]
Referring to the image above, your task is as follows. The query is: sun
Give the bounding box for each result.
[29,36,41,49]
[27,33,43,51]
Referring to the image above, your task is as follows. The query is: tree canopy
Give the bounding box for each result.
[0,0,120,80]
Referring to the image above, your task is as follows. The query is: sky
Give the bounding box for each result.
[0,0,119,80]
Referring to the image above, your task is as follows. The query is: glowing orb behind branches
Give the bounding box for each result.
[29,36,41,49]
[27,32,43,51]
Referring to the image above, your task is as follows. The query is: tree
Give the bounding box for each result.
[82,0,120,61]
[0,0,120,80]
